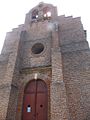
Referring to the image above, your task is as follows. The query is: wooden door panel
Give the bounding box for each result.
[22,80,48,120]
[22,93,35,120]
[36,93,47,120]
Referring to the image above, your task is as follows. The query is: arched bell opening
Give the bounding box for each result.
[22,79,48,120]
[32,9,38,19]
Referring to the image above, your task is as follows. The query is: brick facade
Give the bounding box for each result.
[0,2,90,120]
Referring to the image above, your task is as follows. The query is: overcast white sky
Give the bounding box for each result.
[0,0,90,53]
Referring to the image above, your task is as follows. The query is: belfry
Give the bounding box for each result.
[0,2,90,120]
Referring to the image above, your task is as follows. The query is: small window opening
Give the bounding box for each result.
[27,105,31,112]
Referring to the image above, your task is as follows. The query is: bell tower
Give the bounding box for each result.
[0,2,90,120]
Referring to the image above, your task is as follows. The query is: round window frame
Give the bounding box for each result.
[31,43,45,56]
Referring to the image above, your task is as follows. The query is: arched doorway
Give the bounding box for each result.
[22,79,48,120]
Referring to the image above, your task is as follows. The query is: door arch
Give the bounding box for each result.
[22,79,48,120]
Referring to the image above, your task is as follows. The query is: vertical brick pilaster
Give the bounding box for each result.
[0,52,18,120]
[51,50,69,120]
[51,26,69,120]
[0,85,11,120]
[0,32,21,120]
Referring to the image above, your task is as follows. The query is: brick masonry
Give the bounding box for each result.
[0,2,90,120]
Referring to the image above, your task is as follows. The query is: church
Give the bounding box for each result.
[0,2,90,120]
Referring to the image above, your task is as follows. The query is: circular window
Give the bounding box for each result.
[31,43,44,54]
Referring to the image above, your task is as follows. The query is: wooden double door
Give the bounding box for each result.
[22,80,48,120]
